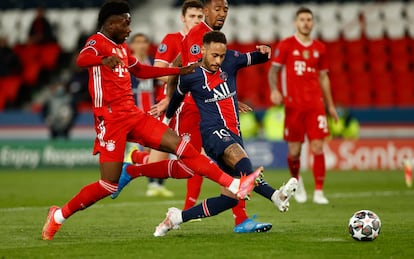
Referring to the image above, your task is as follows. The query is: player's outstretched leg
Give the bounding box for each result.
[42,179,117,240]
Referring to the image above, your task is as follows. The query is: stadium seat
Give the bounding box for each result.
[57,9,81,51]
[342,22,362,41]
[361,3,382,23]
[330,72,351,106]
[78,8,99,34]
[0,9,21,45]
[372,73,395,107]
[317,3,339,24]
[394,72,414,107]
[18,9,36,43]
[349,72,372,107]
[384,20,407,40]
[0,75,21,104]
[382,2,404,21]
[338,2,360,26]
[365,21,385,40]
[277,4,297,25]
[319,21,341,42]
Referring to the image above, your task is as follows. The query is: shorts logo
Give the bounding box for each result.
[190,44,201,55]
[219,71,228,81]
[158,43,167,53]
[87,40,96,46]
[106,140,116,152]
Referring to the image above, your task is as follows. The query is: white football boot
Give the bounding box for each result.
[294,177,307,203]
[153,207,182,237]
[272,177,298,212]
[313,190,329,204]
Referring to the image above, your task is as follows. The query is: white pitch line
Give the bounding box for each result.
[1,190,413,213]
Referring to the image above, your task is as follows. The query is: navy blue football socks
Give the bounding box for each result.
[182,194,238,222]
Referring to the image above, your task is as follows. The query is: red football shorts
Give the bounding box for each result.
[171,101,202,152]
[93,107,169,162]
[283,106,330,142]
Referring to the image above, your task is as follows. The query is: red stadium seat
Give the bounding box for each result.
[349,72,372,107]
[389,37,410,59]
[39,43,61,70]
[0,75,21,102]
[372,73,395,107]
[394,72,414,107]
[330,72,351,106]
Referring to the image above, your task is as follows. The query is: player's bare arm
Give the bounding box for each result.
[268,65,283,105]
[319,71,339,122]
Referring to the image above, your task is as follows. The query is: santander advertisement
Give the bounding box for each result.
[303,139,414,170]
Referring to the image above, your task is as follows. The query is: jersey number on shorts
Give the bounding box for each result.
[317,115,328,133]
[213,129,231,139]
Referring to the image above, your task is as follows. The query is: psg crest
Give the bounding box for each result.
[190,44,201,55]
[219,71,228,81]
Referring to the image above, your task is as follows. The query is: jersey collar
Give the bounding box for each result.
[294,34,313,47]
[97,32,119,46]
[201,21,214,32]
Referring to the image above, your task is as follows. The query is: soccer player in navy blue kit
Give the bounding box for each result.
[154,31,298,236]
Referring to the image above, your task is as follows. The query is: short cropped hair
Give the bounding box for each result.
[182,0,203,16]
[296,7,313,18]
[203,31,227,45]
[98,0,130,28]
[129,33,149,43]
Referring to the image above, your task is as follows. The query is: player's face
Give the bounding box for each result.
[182,7,204,32]
[204,0,228,30]
[109,13,132,44]
[129,36,150,57]
[202,42,226,72]
[295,12,314,36]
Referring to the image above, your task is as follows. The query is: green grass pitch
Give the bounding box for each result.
[1,168,414,259]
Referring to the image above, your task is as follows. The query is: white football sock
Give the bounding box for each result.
[54,209,66,224]
[228,179,240,195]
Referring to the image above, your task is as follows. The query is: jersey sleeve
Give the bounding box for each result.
[77,36,104,67]
[228,50,269,70]
[154,34,179,64]
[318,44,329,72]
[271,40,289,67]
[165,75,189,119]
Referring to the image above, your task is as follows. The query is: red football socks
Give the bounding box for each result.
[131,150,149,164]
[183,174,204,210]
[287,156,301,179]
[175,139,233,188]
[61,180,116,219]
[313,153,326,190]
[232,199,248,225]
[126,160,194,179]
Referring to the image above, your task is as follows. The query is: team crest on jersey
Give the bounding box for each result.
[158,43,167,53]
[106,140,116,152]
[86,40,96,46]
[219,71,228,81]
[293,50,300,56]
[233,51,240,57]
[302,50,310,59]
[190,44,201,55]
[313,51,319,58]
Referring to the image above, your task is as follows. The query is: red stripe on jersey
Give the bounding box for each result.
[215,98,240,136]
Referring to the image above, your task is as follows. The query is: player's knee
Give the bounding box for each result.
[159,128,181,153]
[310,140,324,154]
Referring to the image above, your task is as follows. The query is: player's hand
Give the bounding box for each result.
[328,105,339,123]
[149,97,170,117]
[256,45,272,59]
[179,62,200,75]
[270,89,283,105]
[238,101,253,113]
[102,55,124,69]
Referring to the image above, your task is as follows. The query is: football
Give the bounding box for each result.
[348,210,381,241]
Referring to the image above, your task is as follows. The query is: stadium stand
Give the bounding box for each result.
[0,0,413,112]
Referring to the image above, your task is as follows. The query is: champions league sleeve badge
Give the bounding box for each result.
[158,43,167,53]
[190,44,201,55]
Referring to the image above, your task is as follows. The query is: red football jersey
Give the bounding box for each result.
[155,32,184,65]
[154,32,185,101]
[272,35,328,108]
[181,21,213,66]
[80,32,138,115]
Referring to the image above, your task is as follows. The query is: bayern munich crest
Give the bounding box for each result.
[219,71,228,81]
[158,43,167,53]
[190,44,201,55]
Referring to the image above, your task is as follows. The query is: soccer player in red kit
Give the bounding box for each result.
[268,7,338,204]
[41,1,260,241]
[128,0,204,200]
